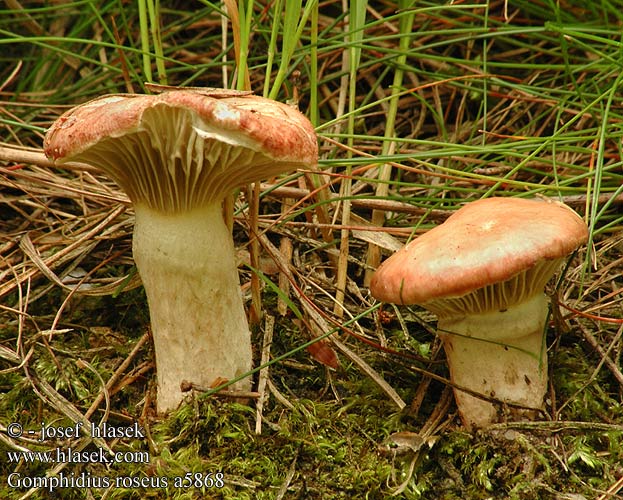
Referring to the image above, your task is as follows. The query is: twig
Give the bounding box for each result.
[180,382,261,399]
[0,144,99,172]
[556,322,623,418]
[84,331,151,421]
[255,314,275,434]
[597,476,623,500]
[387,387,454,496]
[5,205,132,298]
[256,230,407,410]
[578,323,623,387]
[332,335,406,410]
[267,378,296,410]
[488,420,623,433]
[261,182,452,220]
[22,371,112,453]
[275,450,300,500]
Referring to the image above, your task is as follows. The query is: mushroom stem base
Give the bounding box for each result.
[133,203,253,413]
[437,293,549,429]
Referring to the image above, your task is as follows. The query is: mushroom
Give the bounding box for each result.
[369,197,589,428]
[44,91,317,413]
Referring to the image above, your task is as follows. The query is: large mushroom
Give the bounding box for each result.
[370,197,588,428]
[44,91,317,413]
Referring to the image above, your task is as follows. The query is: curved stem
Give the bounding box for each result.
[132,203,252,413]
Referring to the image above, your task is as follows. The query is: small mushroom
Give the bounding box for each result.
[44,91,317,413]
[370,197,589,428]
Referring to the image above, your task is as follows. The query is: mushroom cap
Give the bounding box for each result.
[369,197,588,312]
[44,91,317,211]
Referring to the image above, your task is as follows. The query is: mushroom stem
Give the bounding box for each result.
[132,203,252,413]
[437,293,549,429]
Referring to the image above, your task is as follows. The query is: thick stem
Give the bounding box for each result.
[437,293,549,428]
[132,203,252,413]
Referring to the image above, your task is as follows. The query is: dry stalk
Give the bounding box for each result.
[84,331,151,421]
[255,314,275,434]
[254,229,407,410]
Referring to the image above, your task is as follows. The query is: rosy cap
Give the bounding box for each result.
[44,91,318,211]
[370,197,589,313]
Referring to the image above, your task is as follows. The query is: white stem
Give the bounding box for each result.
[437,293,549,428]
[132,203,252,413]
